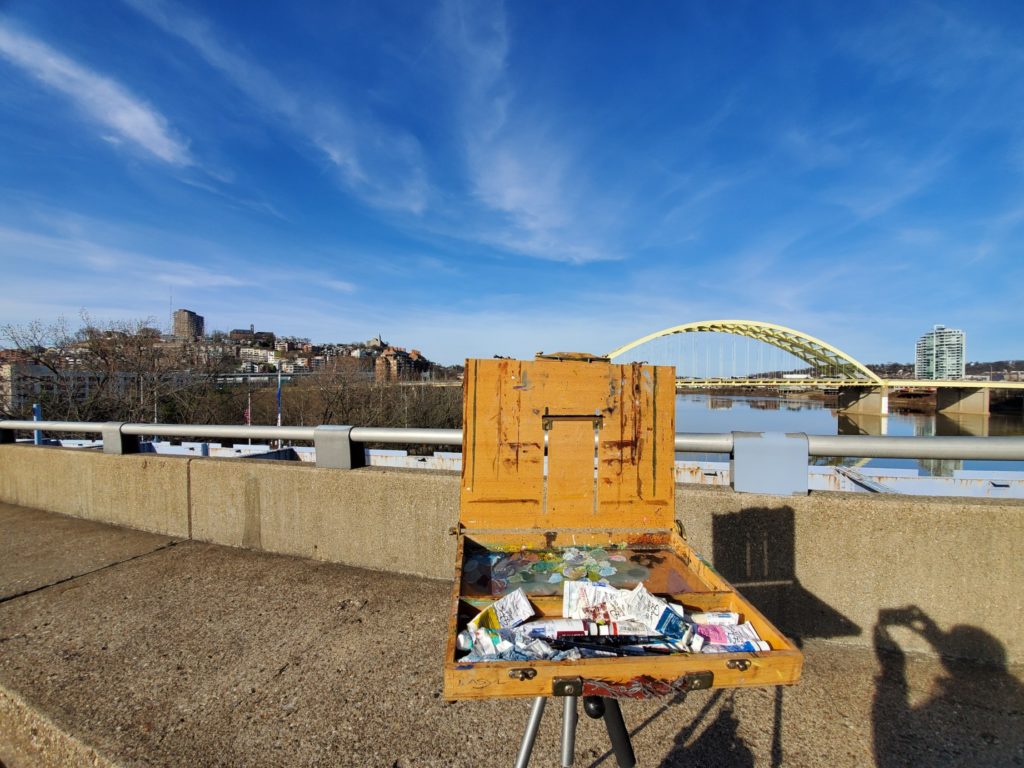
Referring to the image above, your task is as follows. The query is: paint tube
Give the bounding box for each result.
[517,618,657,639]
[626,584,689,639]
[468,588,534,631]
[701,640,772,653]
[458,628,561,662]
[562,580,632,622]
[697,621,767,648]
[457,628,514,659]
[689,611,740,626]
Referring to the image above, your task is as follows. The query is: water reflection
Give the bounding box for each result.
[934,413,988,437]
[838,413,889,436]
[675,393,1024,477]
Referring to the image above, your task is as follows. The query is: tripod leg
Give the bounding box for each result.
[514,696,547,768]
[561,695,578,767]
[602,698,637,768]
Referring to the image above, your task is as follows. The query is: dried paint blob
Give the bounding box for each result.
[462,545,650,596]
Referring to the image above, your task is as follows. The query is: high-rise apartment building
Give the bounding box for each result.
[915,324,965,380]
[173,309,205,339]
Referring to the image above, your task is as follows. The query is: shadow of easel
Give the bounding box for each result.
[589,505,861,767]
[710,506,861,768]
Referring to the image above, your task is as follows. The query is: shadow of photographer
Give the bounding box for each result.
[873,605,1024,767]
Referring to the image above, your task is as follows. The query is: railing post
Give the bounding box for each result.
[731,431,809,495]
[101,422,140,455]
[314,425,366,469]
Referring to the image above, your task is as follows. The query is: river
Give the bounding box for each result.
[675,393,1024,476]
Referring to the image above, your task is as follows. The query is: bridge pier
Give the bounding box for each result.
[837,386,889,416]
[937,387,990,416]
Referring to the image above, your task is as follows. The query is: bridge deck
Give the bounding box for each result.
[2,504,1022,767]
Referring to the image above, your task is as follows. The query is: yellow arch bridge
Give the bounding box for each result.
[606,320,1023,416]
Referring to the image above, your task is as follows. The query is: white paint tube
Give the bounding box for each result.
[456,628,514,658]
[468,588,535,631]
[627,584,689,639]
[689,611,740,626]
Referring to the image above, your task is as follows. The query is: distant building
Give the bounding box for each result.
[229,325,256,342]
[173,309,205,340]
[915,325,965,380]
[374,347,431,382]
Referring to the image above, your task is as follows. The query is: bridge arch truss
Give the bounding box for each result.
[607,320,883,384]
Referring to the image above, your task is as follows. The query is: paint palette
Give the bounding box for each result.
[443,355,803,700]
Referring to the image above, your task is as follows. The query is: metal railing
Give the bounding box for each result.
[2,420,1023,463]
[675,432,1024,461]
[0,420,464,446]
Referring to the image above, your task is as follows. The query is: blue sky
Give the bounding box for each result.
[0,0,1021,365]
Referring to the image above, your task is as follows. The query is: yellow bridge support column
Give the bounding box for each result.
[837,386,889,415]
[936,387,991,416]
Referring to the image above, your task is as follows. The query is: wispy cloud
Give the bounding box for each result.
[437,0,620,264]
[177,176,288,221]
[830,151,950,221]
[0,219,362,310]
[322,279,357,294]
[841,4,1024,92]
[966,204,1024,265]
[0,224,248,288]
[122,0,429,214]
[0,21,192,166]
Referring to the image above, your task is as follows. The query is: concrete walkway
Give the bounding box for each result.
[1,502,1022,768]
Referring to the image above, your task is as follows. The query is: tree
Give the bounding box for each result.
[1,312,237,423]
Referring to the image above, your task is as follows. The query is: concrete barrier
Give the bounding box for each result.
[677,487,1024,665]
[1,443,1021,665]
[0,445,189,537]
[188,459,459,580]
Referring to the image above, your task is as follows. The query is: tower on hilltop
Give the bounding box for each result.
[173,309,205,340]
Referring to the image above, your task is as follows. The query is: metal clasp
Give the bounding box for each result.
[552,677,583,696]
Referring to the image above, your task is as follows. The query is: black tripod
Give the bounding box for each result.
[515,695,636,768]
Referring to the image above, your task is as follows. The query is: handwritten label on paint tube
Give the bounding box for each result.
[562,580,632,622]
[627,584,688,639]
[469,588,534,631]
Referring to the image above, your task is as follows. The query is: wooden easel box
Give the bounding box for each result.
[444,356,803,701]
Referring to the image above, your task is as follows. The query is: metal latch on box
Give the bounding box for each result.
[508,668,538,681]
[541,409,604,431]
